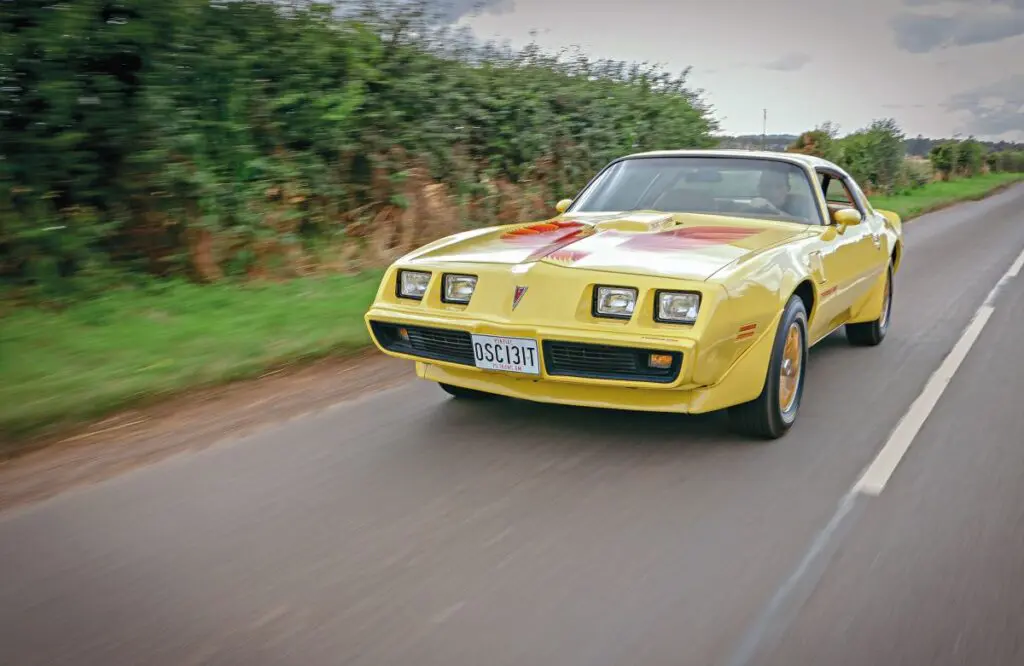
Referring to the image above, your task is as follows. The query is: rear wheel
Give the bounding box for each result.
[438,383,493,400]
[728,295,808,440]
[846,263,893,347]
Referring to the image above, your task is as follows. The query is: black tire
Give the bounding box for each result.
[728,295,809,440]
[845,263,893,347]
[438,382,493,400]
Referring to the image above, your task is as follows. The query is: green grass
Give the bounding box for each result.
[3,172,1023,448]
[869,172,1024,220]
[0,272,383,444]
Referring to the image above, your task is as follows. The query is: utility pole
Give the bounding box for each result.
[761,108,767,150]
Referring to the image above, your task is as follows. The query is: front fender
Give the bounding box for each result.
[692,259,809,386]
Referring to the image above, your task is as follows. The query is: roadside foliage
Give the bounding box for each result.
[0,0,719,301]
[787,124,1024,197]
[3,0,1023,305]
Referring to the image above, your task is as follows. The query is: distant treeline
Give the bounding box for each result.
[904,135,1023,157]
[720,133,1024,158]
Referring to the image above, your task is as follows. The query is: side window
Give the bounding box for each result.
[844,177,873,214]
[820,172,867,222]
[824,177,855,206]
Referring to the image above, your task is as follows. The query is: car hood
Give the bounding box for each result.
[404,211,809,282]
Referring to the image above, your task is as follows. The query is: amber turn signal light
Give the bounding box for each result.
[648,353,673,369]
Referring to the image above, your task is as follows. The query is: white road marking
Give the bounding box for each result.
[854,245,1024,496]
[727,197,1024,666]
[1008,250,1024,278]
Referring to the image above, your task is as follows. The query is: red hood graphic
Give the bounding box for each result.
[401,213,806,282]
[615,226,762,252]
[499,221,596,262]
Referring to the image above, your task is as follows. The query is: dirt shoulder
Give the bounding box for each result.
[0,351,413,513]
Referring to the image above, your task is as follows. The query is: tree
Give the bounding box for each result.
[864,118,906,193]
[929,141,960,180]
[787,122,839,161]
[956,138,985,176]
[832,118,906,194]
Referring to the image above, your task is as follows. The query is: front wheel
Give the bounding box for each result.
[728,295,809,440]
[846,263,893,347]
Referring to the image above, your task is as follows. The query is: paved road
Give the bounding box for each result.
[3,186,1024,666]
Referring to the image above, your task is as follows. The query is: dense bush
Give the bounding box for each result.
[1,0,717,300]
[834,119,906,194]
[928,138,1007,179]
[985,150,1024,174]
[788,119,907,194]
[895,157,934,192]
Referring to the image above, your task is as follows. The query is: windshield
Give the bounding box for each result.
[570,156,823,225]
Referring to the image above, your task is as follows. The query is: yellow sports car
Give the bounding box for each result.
[364,150,903,438]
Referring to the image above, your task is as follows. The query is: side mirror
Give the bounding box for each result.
[833,208,862,228]
[555,199,573,214]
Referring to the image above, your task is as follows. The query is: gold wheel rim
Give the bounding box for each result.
[778,323,803,414]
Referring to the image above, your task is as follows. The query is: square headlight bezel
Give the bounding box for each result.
[592,285,639,320]
[441,273,478,304]
[396,269,432,301]
[654,289,701,325]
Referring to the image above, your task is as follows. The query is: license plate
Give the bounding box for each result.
[470,334,540,375]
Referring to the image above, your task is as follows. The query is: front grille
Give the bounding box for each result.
[543,341,681,383]
[370,322,475,366]
[372,321,682,383]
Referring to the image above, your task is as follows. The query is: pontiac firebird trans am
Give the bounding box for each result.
[364,150,903,439]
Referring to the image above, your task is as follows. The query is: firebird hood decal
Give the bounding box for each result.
[405,212,805,281]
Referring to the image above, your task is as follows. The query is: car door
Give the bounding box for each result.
[830,172,888,296]
[804,171,881,339]
[844,174,891,269]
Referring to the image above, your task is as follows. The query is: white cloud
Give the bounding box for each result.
[763,53,812,72]
[890,7,1024,52]
[946,75,1024,139]
[453,0,1024,139]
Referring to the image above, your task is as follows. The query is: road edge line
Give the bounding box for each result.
[855,243,1024,495]
[722,241,1024,666]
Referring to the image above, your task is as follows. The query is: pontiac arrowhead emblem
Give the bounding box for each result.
[512,285,528,310]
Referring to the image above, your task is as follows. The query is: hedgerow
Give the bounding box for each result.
[987,150,1024,173]
[931,139,1024,179]
[789,121,1024,196]
[1,0,718,301]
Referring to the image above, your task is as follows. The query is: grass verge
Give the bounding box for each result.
[0,273,382,444]
[3,173,1023,447]
[869,172,1024,220]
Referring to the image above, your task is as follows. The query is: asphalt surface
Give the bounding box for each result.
[3,185,1024,666]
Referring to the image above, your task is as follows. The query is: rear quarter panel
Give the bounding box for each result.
[874,208,904,271]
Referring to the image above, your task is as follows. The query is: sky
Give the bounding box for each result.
[441,0,1024,141]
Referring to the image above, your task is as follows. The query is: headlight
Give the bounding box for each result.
[656,291,701,324]
[442,274,477,304]
[397,270,431,300]
[593,286,637,319]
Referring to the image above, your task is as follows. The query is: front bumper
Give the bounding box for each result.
[364,304,780,415]
[417,361,704,413]
[362,306,756,414]
[366,308,699,389]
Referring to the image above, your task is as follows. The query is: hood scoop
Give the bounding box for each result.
[592,212,677,234]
